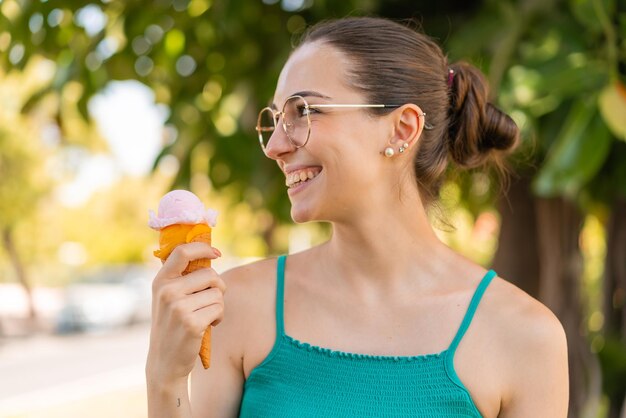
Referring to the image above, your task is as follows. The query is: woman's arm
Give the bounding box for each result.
[145,242,226,418]
[146,377,193,417]
[189,265,250,417]
[500,302,569,417]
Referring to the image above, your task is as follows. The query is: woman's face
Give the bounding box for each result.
[264,42,394,224]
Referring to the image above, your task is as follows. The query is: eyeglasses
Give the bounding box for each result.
[255,95,403,152]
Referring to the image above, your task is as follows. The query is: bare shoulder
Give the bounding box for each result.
[220,257,278,286]
[484,276,565,339]
[193,256,279,369]
[221,256,279,298]
[220,256,280,326]
[482,275,569,415]
[189,257,279,417]
[220,256,284,377]
[486,277,567,350]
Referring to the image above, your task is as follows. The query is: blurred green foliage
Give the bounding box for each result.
[1,0,625,413]
[1,0,624,221]
[598,334,626,412]
[0,114,46,228]
[0,0,494,227]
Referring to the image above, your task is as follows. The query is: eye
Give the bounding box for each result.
[296,105,309,117]
[298,105,320,117]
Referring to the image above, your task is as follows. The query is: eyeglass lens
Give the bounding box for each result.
[257,96,309,149]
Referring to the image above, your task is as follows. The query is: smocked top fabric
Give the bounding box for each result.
[238,255,496,417]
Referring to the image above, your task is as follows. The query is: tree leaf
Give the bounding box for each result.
[598,81,626,141]
[570,0,615,33]
[533,99,613,197]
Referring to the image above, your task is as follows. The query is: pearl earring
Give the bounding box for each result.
[384,147,395,157]
[399,143,409,153]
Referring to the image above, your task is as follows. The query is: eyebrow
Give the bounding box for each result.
[270,91,332,110]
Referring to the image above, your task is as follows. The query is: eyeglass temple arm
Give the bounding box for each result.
[308,104,401,109]
[307,103,433,129]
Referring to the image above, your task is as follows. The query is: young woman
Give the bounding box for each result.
[146,17,569,417]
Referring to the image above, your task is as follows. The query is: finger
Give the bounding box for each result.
[184,287,224,312]
[167,288,221,322]
[179,269,227,295]
[195,301,225,328]
[152,271,225,315]
[161,243,221,277]
[172,292,224,336]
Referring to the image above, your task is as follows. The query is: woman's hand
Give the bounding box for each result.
[146,242,226,384]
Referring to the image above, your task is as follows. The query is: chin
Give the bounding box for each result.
[290,206,314,224]
[290,199,329,223]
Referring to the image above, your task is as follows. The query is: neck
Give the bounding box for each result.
[312,185,451,300]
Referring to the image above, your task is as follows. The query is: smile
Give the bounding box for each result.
[285,167,322,188]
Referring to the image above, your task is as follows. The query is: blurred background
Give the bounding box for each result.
[0,0,624,417]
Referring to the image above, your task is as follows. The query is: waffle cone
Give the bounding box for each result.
[199,327,212,369]
[181,230,212,369]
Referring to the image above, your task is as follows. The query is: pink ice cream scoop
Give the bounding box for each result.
[149,190,218,230]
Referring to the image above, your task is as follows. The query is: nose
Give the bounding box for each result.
[263,124,297,160]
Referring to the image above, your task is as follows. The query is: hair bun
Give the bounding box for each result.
[447,62,519,168]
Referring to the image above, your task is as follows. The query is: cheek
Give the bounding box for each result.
[310,117,384,178]
[313,121,374,154]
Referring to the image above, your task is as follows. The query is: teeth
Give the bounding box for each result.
[286,169,321,188]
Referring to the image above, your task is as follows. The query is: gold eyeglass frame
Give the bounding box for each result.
[256,95,424,152]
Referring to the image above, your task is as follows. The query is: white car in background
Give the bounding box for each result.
[56,265,154,333]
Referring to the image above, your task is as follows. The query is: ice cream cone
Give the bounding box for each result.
[183,231,212,275]
[149,190,218,369]
[182,230,212,369]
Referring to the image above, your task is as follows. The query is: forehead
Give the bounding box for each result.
[273,42,355,106]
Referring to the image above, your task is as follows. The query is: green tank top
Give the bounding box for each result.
[239,255,496,417]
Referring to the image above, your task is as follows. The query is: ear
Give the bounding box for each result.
[387,104,425,152]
